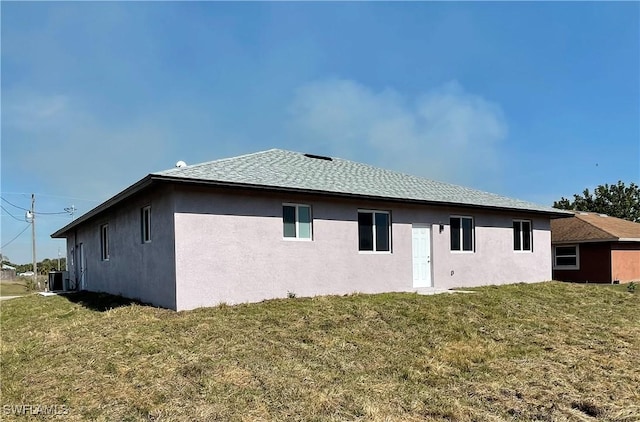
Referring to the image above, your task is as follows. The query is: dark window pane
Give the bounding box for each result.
[462,218,473,251]
[283,206,296,237]
[375,212,390,251]
[556,256,577,266]
[142,208,151,242]
[556,246,576,256]
[513,221,521,250]
[450,217,461,251]
[101,225,109,260]
[358,212,374,251]
[522,221,531,251]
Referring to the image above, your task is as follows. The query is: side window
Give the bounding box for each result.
[450,216,474,252]
[100,224,110,261]
[554,245,579,269]
[283,204,312,240]
[141,206,151,243]
[358,210,391,252]
[513,220,532,251]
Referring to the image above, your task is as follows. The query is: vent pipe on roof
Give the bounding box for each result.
[303,153,333,161]
[176,160,187,168]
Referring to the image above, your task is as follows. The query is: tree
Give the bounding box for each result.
[553,181,640,222]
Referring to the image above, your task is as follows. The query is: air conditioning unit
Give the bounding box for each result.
[48,271,71,291]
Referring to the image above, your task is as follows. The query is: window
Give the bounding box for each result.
[358,210,391,252]
[141,206,151,243]
[283,204,312,239]
[450,216,474,252]
[513,220,532,251]
[554,245,579,269]
[100,224,109,261]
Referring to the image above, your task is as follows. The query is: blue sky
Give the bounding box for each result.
[2,2,639,264]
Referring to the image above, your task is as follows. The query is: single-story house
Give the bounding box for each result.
[1,263,16,280]
[551,212,640,283]
[52,149,570,311]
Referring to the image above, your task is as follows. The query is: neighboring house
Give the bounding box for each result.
[1,264,16,280]
[551,212,640,283]
[51,149,570,311]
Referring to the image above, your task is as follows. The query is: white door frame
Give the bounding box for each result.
[412,224,433,288]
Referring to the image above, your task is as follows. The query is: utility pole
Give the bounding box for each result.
[31,194,39,290]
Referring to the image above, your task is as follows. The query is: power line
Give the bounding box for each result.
[1,196,71,215]
[1,197,29,212]
[1,224,31,249]
[1,192,100,202]
[1,205,25,222]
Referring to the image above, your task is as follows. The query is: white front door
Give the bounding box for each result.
[412,226,432,288]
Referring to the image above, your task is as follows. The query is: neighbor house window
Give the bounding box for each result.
[141,206,151,243]
[283,204,312,240]
[100,224,110,261]
[513,220,532,251]
[554,245,579,269]
[358,210,391,252]
[450,216,474,252]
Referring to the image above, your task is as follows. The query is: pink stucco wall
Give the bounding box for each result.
[174,187,552,310]
[65,186,177,309]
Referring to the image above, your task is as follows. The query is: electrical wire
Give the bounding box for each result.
[1,224,31,249]
[1,205,25,222]
[1,197,29,212]
[1,192,99,202]
[1,197,71,215]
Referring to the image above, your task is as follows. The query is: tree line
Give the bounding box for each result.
[553,181,639,222]
[1,255,67,274]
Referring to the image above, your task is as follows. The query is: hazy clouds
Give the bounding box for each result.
[289,79,508,189]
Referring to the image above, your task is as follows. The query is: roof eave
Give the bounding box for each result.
[551,237,640,244]
[153,175,570,217]
[51,173,569,239]
[552,238,618,245]
[50,175,154,238]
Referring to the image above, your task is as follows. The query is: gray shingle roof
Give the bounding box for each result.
[154,149,565,214]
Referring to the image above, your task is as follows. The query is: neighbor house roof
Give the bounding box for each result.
[551,212,640,244]
[52,149,569,238]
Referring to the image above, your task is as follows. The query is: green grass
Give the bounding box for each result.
[1,282,639,421]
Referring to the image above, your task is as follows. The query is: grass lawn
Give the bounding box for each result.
[1,282,638,421]
[0,280,30,297]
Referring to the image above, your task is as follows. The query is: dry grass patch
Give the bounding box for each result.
[0,280,30,297]
[1,282,639,421]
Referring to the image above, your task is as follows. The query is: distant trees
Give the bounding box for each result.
[553,181,640,222]
[1,257,67,274]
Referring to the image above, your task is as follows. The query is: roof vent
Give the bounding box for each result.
[598,214,608,217]
[304,153,333,161]
[176,160,187,168]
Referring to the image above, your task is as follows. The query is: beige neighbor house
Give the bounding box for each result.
[551,212,640,283]
[52,149,570,311]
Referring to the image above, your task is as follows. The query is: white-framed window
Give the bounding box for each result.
[513,220,532,252]
[283,204,312,240]
[100,224,110,261]
[554,245,579,269]
[141,206,151,243]
[358,210,391,252]
[450,216,474,252]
